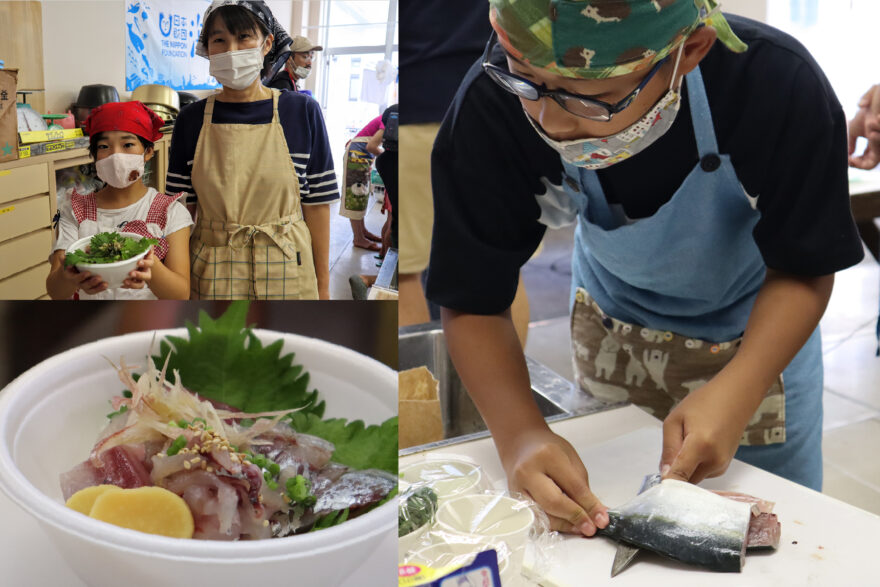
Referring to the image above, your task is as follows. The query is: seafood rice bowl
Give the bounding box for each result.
[0,328,396,587]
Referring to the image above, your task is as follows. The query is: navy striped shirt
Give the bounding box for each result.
[165,90,340,207]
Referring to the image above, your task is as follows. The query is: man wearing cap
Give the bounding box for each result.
[268,35,322,94]
[425,0,863,535]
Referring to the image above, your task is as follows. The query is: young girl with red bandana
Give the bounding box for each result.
[47,101,193,299]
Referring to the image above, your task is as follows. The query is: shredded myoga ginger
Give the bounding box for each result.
[90,355,302,466]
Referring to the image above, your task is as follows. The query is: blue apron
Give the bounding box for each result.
[562,67,823,490]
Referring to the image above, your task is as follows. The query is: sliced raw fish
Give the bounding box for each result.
[713,490,776,515]
[60,445,151,501]
[312,469,397,515]
[747,513,781,549]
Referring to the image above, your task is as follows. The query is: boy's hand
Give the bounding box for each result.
[500,427,608,536]
[122,249,154,289]
[64,266,107,295]
[660,380,752,485]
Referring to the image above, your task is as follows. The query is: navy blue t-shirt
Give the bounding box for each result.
[166,90,339,207]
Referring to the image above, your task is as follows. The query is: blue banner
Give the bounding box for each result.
[125,0,220,91]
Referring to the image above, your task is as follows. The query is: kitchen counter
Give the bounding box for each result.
[400,405,880,586]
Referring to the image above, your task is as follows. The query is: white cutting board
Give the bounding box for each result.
[401,405,880,586]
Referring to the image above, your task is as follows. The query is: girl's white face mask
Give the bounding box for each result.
[96,153,145,189]
[526,43,686,170]
[209,47,264,90]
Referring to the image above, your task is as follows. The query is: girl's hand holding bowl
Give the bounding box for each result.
[122,249,154,289]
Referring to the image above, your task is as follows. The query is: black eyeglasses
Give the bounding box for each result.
[481,31,668,122]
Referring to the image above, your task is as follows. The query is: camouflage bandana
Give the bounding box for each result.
[489,0,747,80]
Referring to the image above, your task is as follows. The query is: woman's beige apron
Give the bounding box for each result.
[571,288,786,447]
[189,89,318,299]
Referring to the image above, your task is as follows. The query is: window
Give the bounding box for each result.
[308,1,398,174]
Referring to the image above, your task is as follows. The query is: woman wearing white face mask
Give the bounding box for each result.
[166,1,338,299]
[423,0,865,535]
[47,101,193,300]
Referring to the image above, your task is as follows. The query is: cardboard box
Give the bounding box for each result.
[0,68,18,163]
[398,366,444,450]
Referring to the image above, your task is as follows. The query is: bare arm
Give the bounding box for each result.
[662,270,834,483]
[366,129,384,156]
[442,307,608,535]
[303,203,331,299]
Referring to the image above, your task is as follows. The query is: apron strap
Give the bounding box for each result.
[581,170,629,229]
[204,94,216,125]
[685,66,719,158]
[270,89,280,124]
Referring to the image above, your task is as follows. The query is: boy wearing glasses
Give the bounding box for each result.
[425,0,862,536]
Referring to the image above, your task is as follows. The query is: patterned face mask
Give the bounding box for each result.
[525,42,684,169]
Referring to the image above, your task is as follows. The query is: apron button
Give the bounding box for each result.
[575,290,585,303]
[700,154,721,172]
[710,344,721,354]
[602,316,613,329]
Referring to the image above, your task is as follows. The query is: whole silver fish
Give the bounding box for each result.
[599,479,752,572]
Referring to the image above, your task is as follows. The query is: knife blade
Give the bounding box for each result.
[610,473,662,577]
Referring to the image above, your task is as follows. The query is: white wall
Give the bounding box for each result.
[723,0,769,22]
[40,0,294,114]
[42,0,127,114]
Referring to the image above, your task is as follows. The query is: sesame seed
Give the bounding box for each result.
[262,520,269,527]
[207,466,214,473]
[190,457,201,465]
[183,461,191,470]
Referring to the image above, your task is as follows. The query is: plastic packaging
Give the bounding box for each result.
[399,549,502,587]
[398,484,439,557]
[399,453,560,586]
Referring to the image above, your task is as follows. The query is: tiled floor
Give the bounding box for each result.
[327,195,389,299]
[522,225,880,516]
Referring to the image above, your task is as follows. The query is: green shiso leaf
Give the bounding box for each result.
[151,301,324,416]
[286,413,398,474]
[64,231,157,266]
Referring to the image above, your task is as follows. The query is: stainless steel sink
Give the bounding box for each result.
[399,322,619,455]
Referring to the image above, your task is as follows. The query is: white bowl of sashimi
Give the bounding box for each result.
[0,305,398,587]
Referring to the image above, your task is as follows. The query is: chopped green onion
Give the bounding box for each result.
[177,419,188,428]
[122,390,133,398]
[167,435,187,456]
[106,405,129,419]
[285,475,316,507]
[192,417,207,427]
[268,463,280,476]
